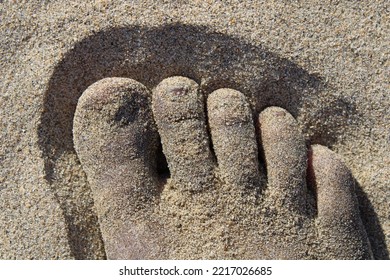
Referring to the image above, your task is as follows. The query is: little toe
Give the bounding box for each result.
[73,77,161,259]
[208,88,262,189]
[259,107,307,214]
[152,76,215,191]
[309,145,373,259]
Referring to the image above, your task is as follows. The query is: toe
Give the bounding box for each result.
[152,76,215,191]
[259,107,307,214]
[208,88,263,189]
[73,77,160,258]
[309,145,373,259]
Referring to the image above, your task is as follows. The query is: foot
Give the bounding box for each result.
[73,76,373,259]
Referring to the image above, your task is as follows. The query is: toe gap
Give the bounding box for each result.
[203,91,217,163]
[156,137,170,180]
[306,147,318,217]
[255,114,267,178]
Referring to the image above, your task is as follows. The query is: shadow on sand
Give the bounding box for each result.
[37,23,387,259]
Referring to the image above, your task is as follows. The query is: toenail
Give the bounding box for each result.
[275,111,286,117]
[169,86,189,96]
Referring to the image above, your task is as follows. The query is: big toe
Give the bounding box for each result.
[73,77,162,259]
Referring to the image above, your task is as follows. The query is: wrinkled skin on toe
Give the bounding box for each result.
[73,76,373,259]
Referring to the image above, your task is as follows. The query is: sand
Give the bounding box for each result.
[0,0,388,259]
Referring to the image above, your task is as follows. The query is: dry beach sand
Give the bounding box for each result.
[0,0,389,259]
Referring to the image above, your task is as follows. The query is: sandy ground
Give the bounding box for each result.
[0,0,389,259]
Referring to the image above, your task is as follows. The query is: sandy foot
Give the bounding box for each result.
[73,76,373,259]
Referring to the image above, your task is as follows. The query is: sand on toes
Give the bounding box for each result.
[152,76,215,192]
[73,77,165,259]
[308,145,373,259]
[73,76,373,259]
[207,88,264,190]
[258,107,308,216]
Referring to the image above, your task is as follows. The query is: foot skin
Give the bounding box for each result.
[73,76,373,259]
[73,78,164,259]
